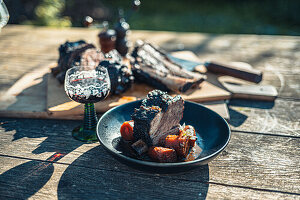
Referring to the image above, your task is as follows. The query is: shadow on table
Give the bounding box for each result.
[229,99,275,109]
[57,145,210,200]
[0,118,83,199]
[0,159,55,199]
[227,99,275,127]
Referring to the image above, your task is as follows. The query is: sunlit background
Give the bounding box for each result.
[5,0,300,35]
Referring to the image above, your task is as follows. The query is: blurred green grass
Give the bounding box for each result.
[6,0,300,35]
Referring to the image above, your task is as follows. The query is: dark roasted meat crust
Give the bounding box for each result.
[52,40,96,83]
[53,41,134,95]
[131,40,206,93]
[99,58,134,95]
[132,90,184,146]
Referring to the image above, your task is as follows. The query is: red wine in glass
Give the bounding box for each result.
[68,77,110,103]
[65,65,111,142]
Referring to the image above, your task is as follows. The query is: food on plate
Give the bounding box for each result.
[148,146,177,163]
[120,90,199,163]
[131,40,206,93]
[52,40,134,95]
[131,139,148,155]
[52,40,96,83]
[54,39,206,97]
[131,90,184,146]
[120,120,134,141]
[183,125,197,147]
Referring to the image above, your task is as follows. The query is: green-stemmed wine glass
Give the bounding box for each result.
[64,65,111,142]
[0,0,9,30]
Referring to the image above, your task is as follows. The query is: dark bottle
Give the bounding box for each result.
[115,38,130,57]
[114,9,131,57]
[98,22,116,53]
[115,18,130,39]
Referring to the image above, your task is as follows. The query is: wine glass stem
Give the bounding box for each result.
[83,103,98,131]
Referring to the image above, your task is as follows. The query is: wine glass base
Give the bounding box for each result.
[72,126,98,143]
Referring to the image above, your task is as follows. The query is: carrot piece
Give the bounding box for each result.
[165,134,190,157]
[120,120,134,141]
[148,146,177,163]
[182,125,197,147]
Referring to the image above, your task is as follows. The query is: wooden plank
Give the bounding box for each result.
[0,67,230,120]
[46,49,231,118]
[0,65,50,115]
[228,99,300,137]
[1,26,299,100]
[47,72,230,116]
[0,156,298,200]
[202,100,230,120]
[0,118,299,194]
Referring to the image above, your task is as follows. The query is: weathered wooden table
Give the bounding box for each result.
[0,25,299,199]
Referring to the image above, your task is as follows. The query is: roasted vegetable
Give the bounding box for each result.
[165,134,190,157]
[182,125,197,147]
[148,146,177,163]
[120,120,134,141]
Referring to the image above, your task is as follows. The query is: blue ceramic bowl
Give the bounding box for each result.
[97,100,231,169]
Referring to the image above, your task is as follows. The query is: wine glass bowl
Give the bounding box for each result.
[65,65,111,142]
[65,66,110,104]
[0,0,9,29]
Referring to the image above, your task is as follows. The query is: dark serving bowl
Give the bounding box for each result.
[97,100,231,169]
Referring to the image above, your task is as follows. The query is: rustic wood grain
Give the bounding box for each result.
[0,25,300,199]
[0,156,298,200]
[0,118,299,196]
[228,99,300,137]
[0,157,298,199]
[1,26,299,99]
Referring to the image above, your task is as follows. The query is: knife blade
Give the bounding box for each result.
[167,54,263,83]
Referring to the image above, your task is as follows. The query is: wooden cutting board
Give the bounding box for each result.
[47,74,230,119]
[0,51,230,120]
[47,51,231,119]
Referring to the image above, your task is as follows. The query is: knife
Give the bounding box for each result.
[167,53,277,101]
[167,54,263,83]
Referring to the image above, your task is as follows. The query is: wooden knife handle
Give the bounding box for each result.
[205,61,263,83]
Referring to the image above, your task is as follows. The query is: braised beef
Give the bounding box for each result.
[52,40,134,95]
[52,40,96,83]
[131,139,148,155]
[131,40,206,93]
[131,90,184,146]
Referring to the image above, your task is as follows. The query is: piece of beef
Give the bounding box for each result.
[98,59,134,95]
[131,90,184,146]
[156,125,180,146]
[52,40,96,83]
[82,49,134,94]
[131,40,206,93]
[131,139,149,155]
[80,48,105,69]
[53,40,134,95]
